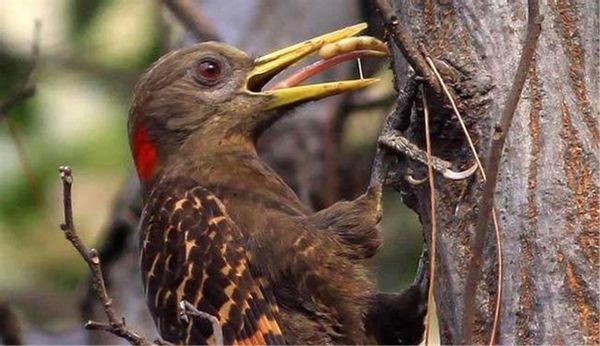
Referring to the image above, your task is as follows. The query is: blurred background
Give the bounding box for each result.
[0,0,421,343]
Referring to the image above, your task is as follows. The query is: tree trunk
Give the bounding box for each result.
[384,0,598,344]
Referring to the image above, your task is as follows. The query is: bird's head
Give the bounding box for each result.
[129,23,386,184]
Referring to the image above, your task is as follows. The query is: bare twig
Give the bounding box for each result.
[374,0,441,95]
[1,21,42,206]
[6,121,42,204]
[0,87,36,120]
[489,209,503,345]
[46,53,138,86]
[179,301,224,346]
[0,20,40,120]
[80,174,142,329]
[163,0,220,42]
[421,92,437,345]
[58,166,153,346]
[461,0,542,343]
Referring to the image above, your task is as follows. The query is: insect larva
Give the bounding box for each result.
[318,36,388,59]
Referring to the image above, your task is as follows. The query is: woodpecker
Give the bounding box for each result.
[129,23,424,345]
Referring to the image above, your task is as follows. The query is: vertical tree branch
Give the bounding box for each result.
[162,0,220,42]
[0,20,39,120]
[374,0,441,95]
[1,21,42,205]
[422,92,438,345]
[461,1,542,343]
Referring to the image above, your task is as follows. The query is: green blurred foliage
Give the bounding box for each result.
[0,51,36,129]
[70,0,113,36]
[377,191,422,290]
[0,0,162,296]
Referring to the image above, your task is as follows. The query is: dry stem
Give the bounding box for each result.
[421,92,437,345]
[374,0,441,96]
[163,0,220,42]
[461,0,542,343]
[1,21,41,205]
[58,166,155,346]
[0,20,39,121]
[489,209,503,345]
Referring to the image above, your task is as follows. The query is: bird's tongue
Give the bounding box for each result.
[267,50,375,91]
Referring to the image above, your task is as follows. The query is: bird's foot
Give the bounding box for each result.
[369,71,478,187]
[380,130,478,185]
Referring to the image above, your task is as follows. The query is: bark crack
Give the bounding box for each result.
[560,98,600,269]
[553,0,599,144]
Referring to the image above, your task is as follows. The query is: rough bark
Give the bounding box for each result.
[384,0,598,344]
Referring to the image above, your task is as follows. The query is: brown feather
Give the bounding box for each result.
[140,177,284,345]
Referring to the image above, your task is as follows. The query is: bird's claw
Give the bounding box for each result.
[442,162,478,180]
[379,130,478,184]
[404,162,477,185]
[178,301,190,323]
[405,170,428,185]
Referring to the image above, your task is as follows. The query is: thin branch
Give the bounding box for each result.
[179,301,223,346]
[461,0,542,343]
[163,0,220,42]
[421,91,437,346]
[0,20,40,120]
[58,166,154,346]
[6,121,42,204]
[80,174,142,326]
[489,209,503,345]
[1,21,42,205]
[0,87,36,120]
[374,0,441,96]
[46,53,139,86]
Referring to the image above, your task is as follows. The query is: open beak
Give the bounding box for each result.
[245,23,388,110]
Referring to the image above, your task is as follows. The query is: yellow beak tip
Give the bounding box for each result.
[249,23,383,110]
[264,78,380,110]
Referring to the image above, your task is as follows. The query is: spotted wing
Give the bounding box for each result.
[140,177,285,345]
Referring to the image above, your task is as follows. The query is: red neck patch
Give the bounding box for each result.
[132,125,158,183]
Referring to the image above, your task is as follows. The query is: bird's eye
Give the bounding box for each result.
[194,58,222,85]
